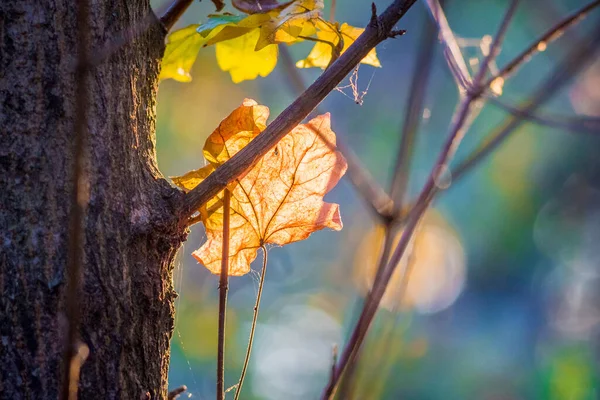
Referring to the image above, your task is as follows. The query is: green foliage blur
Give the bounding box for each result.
[153,0,600,398]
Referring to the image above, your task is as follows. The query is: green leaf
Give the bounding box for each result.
[203,13,274,46]
[197,14,246,37]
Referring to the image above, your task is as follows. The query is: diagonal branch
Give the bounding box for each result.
[216,189,231,400]
[452,25,600,184]
[321,2,520,398]
[160,0,194,32]
[160,0,227,32]
[390,8,438,212]
[487,97,600,135]
[176,0,419,224]
[424,0,472,89]
[278,46,395,220]
[485,0,600,88]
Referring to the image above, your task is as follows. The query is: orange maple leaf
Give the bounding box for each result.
[173,99,347,276]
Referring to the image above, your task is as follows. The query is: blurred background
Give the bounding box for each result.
[151,0,600,398]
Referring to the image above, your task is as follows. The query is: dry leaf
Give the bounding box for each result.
[173,99,347,276]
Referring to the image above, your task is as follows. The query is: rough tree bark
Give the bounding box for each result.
[0,1,185,398]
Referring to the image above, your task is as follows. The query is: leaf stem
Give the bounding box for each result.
[233,245,268,400]
[217,189,231,400]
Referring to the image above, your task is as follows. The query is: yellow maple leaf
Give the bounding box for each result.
[160,24,205,82]
[172,99,347,276]
[215,29,279,83]
[200,13,274,46]
[296,22,381,69]
[255,0,323,50]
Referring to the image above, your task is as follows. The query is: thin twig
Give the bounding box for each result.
[326,345,339,391]
[279,46,308,99]
[484,0,600,88]
[329,0,337,22]
[217,189,231,400]
[177,0,419,223]
[186,214,204,228]
[488,97,600,135]
[61,0,90,398]
[322,3,519,398]
[168,385,188,399]
[389,9,438,211]
[452,25,600,185]
[233,246,269,400]
[160,0,195,32]
[424,0,472,89]
[472,0,520,92]
[335,225,395,398]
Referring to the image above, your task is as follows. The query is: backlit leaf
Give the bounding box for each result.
[199,13,273,46]
[173,100,347,276]
[255,0,324,50]
[296,22,381,69]
[215,29,279,83]
[203,99,270,166]
[160,24,205,82]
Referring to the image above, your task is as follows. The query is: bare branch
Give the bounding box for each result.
[334,226,395,398]
[486,0,600,87]
[177,0,419,223]
[160,0,195,32]
[390,9,438,211]
[278,46,309,100]
[453,26,600,184]
[186,213,204,228]
[233,246,268,400]
[472,0,520,93]
[424,0,472,89]
[161,0,225,32]
[168,386,188,399]
[322,3,520,397]
[61,0,91,398]
[488,96,600,135]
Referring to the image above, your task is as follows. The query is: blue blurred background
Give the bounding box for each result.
[152,0,600,398]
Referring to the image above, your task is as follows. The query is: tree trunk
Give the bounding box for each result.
[0,1,185,398]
